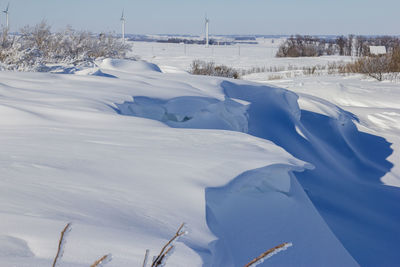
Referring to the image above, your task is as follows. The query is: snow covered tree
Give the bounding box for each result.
[0,21,132,71]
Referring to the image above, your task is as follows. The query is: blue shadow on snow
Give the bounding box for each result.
[116,81,399,266]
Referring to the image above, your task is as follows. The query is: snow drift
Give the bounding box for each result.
[117,76,399,266]
[0,63,305,267]
[97,58,162,73]
[0,58,399,267]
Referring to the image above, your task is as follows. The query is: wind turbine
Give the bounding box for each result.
[120,9,126,43]
[3,3,9,30]
[205,14,209,47]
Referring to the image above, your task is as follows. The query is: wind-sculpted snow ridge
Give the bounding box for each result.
[117,80,399,266]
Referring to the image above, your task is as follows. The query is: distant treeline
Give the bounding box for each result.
[155,38,256,46]
[234,36,256,41]
[128,36,256,46]
[277,35,400,57]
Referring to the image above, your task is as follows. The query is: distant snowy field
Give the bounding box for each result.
[130,38,353,74]
[0,39,399,267]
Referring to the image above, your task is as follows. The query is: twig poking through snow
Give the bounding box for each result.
[244,242,293,267]
[90,254,112,267]
[52,222,72,267]
[151,223,187,267]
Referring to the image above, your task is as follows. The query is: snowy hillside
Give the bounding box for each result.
[0,56,399,267]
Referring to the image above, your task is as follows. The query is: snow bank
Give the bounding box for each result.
[1,56,399,266]
[74,68,117,78]
[115,82,362,266]
[221,81,399,266]
[116,77,399,266]
[97,58,162,73]
[0,69,305,266]
[206,165,357,266]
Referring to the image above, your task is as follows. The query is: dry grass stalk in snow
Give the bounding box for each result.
[52,222,72,267]
[142,249,150,267]
[90,254,112,267]
[244,242,293,267]
[150,223,187,267]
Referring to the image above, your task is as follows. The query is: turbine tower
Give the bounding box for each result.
[3,3,9,30]
[205,15,209,47]
[120,9,126,43]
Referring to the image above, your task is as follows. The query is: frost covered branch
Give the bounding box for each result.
[244,242,293,267]
[150,223,187,267]
[52,222,72,267]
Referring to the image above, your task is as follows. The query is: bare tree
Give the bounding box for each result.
[336,36,347,56]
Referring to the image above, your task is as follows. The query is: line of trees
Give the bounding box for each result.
[276,35,400,57]
[0,21,132,71]
[155,38,235,46]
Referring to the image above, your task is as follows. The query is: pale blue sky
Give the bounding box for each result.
[5,0,400,35]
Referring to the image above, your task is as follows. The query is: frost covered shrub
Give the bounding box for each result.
[190,60,240,79]
[0,21,132,71]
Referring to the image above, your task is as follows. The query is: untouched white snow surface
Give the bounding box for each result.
[0,56,399,267]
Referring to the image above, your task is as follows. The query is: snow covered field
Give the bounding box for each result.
[0,40,399,267]
[131,39,352,74]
